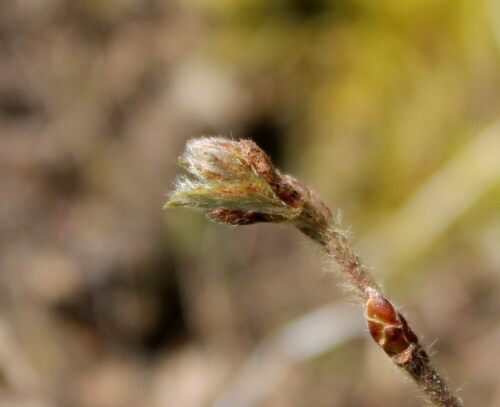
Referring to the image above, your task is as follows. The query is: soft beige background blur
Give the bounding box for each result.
[1,1,499,406]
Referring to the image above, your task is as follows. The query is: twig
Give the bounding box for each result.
[166,137,463,407]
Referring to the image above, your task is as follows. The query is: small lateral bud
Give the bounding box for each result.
[365,289,418,356]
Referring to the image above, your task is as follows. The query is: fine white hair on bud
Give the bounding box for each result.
[165,137,301,220]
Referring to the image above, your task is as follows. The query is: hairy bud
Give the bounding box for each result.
[165,138,302,222]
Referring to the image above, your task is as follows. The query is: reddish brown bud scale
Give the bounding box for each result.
[207,208,274,225]
[239,140,276,186]
[365,290,418,356]
[239,140,303,208]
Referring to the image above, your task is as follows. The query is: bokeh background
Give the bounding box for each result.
[1,1,499,406]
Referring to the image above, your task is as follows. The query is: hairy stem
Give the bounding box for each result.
[167,137,463,407]
[295,208,462,407]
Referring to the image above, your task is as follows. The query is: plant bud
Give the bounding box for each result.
[365,289,418,356]
[166,138,303,222]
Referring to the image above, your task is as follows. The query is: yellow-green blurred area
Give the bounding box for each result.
[0,0,499,406]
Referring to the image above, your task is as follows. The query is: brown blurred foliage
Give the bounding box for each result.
[0,1,499,406]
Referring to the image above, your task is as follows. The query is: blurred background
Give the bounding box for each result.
[1,1,499,406]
